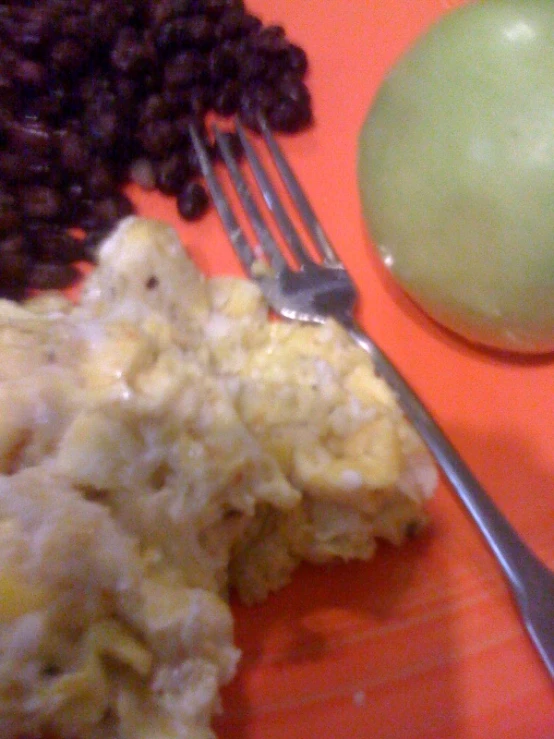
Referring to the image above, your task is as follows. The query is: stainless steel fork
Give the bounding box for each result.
[189,113,554,680]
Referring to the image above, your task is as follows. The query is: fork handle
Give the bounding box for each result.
[342,316,548,593]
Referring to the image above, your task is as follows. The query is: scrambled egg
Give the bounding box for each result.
[0,218,436,738]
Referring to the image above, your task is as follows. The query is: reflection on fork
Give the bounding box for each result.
[189,113,554,681]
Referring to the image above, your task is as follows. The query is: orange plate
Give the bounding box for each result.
[130,0,554,736]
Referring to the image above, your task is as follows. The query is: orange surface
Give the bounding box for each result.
[130,0,554,736]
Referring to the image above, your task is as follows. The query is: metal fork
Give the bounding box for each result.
[189,113,554,680]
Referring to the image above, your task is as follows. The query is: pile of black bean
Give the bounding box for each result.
[0,0,312,299]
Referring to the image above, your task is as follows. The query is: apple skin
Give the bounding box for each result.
[358,0,554,353]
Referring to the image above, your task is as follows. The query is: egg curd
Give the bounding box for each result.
[0,217,436,738]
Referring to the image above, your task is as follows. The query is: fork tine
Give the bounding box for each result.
[257,112,340,265]
[188,124,255,273]
[235,118,312,268]
[212,124,287,273]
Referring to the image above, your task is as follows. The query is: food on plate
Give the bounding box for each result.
[0,217,436,738]
[358,0,554,353]
[0,0,311,300]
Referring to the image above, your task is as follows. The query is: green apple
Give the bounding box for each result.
[358,0,554,353]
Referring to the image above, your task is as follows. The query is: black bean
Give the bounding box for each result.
[30,159,55,185]
[25,92,63,123]
[138,119,177,157]
[87,110,119,152]
[249,24,287,53]
[241,82,274,114]
[202,0,233,19]
[0,115,8,145]
[237,93,261,131]
[0,41,18,68]
[98,195,128,224]
[212,79,240,116]
[60,13,90,39]
[27,262,79,290]
[12,59,48,90]
[238,50,268,82]
[0,64,13,99]
[267,94,312,133]
[208,41,239,80]
[129,158,157,190]
[79,202,114,232]
[242,13,262,35]
[111,26,154,76]
[20,185,62,220]
[86,160,117,198]
[0,189,20,233]
[113,77,139,106]
[51,38,89,74]
[164,50,205,88]
[192,85,212,117]
[151,0,195,29]
[57,129,91,174]
[4,13,52,53]
[0,150,38,183]
[140,93,170,123]
[65,180,87,204]
[284,43,308,76]
[110,138,136,177]
[6,119,52,155]
[184,14,216,47]
[5,152,52,185]
[89,1,123,46]
[174,111,201,136]
[79,76,109,105]
[26,225,87,264]
[54,82,83,118]
[116,191,135,217]
[0,283,25,300]
[81,192,134,231]
[156,152,189,195]
[215,8,249,40]
[278,76,311,106]
[0,233,27,284]
[177,181,209,220]
[162,86,193,115]
[156,14,217,50]
[0,0,312,299]
[156,18,192,53]
[223,130,244,161]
